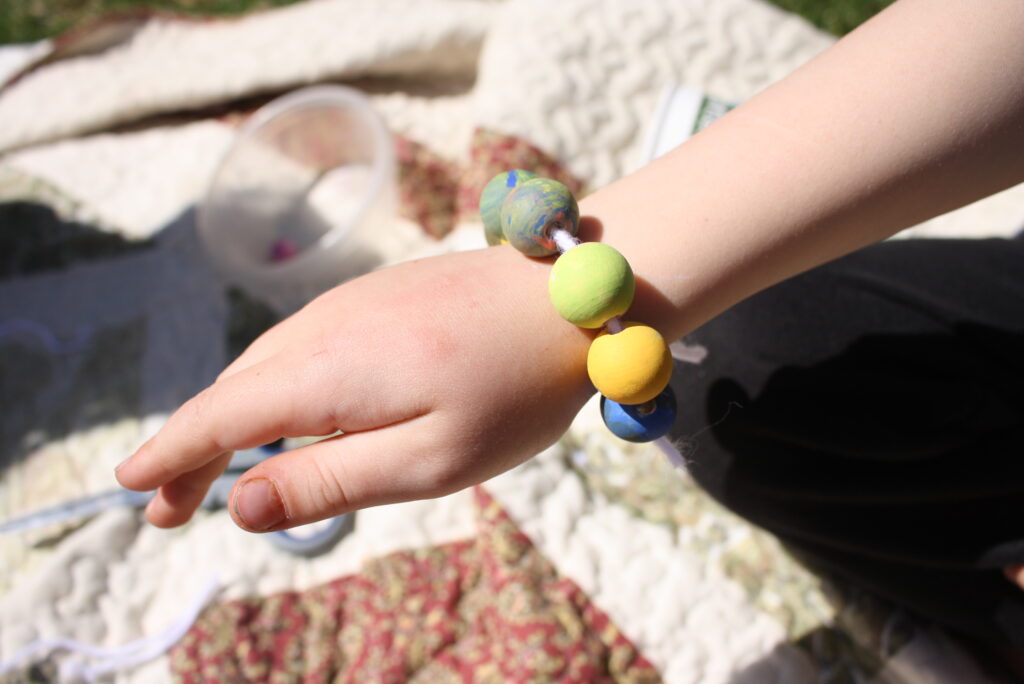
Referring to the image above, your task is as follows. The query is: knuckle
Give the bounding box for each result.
[418,469,461,500]
[178,389,226,453]
[215,364,237,383]
[142,453,179,486]
[415,438,471,499]
[177,390,208,429]
[308,447,353,515]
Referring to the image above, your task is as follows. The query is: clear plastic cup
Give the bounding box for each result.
[198,85,397,313]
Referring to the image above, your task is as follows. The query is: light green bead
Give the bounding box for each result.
[548,243,635,328]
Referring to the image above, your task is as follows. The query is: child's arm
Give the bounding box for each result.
[116,0,1024,531]
[595,0,1024,342]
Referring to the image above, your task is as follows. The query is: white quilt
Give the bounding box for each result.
[0,0,1018,681]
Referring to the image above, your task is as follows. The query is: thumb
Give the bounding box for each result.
[227,417,450,532]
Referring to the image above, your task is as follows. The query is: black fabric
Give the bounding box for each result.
[674,238,1024,645]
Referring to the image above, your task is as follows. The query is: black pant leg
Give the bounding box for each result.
[672,238,1024,645]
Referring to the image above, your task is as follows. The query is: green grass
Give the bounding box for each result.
[0,0,304,45]
[768,0,896,35]
[1,0,896,46]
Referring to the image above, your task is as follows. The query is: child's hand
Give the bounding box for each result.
[115,247,594,531]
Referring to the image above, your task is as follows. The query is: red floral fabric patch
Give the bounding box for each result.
[396,128,585,240]
[396,136,460,240]
[170,487,660,683]
[455,128,586,226]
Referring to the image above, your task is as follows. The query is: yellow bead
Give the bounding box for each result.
[587,323,673,404]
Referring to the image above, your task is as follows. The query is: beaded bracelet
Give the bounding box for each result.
[479,170,678,444]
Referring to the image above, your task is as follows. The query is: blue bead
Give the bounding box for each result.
[600,386,677,443]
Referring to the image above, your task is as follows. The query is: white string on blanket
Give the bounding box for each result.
[0,574,220,682]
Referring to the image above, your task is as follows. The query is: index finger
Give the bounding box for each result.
[115,354,342,492]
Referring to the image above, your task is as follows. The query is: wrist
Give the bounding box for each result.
[471,245,597,406]
[577,183,720,342]
[478,172,681,443]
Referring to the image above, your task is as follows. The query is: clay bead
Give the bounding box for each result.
[479,169,537,246]
[500,177,579,256]
[549,243,634,328]
[587,323,673,404]
[601,386,678,442]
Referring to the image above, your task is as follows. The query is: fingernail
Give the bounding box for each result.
[234,479,285,531]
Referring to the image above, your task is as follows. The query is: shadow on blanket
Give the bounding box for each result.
[0,204,242,475]
[0,202,152,470]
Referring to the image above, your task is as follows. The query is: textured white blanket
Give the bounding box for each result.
[0,0,1018,681]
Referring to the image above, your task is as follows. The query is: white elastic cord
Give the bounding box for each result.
[0,575,220,682]
[551,228,580,253]
[669,340,708,364]
[654,437,687,470]
[605,317,624,334]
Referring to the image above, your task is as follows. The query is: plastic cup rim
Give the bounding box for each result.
[198,84,394,280]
